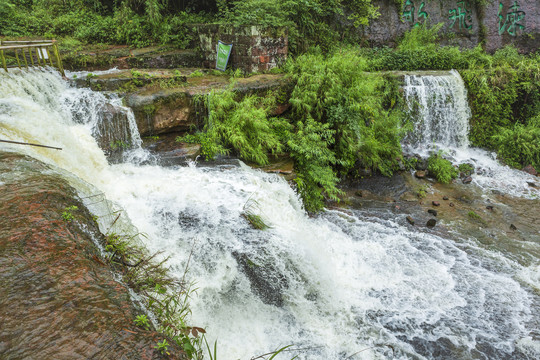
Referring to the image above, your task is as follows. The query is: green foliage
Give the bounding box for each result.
[1,1,214,47]
[103,225,204,359]
[415,184,429,199]
[461,67,518,147]
[242,197,270,230]
[110,140,129,150]
[461,47,540,152]
[458,163,474,176]
[427,153,458,184]
[467,210,486,225]
[154,339,170,356]
[189,70,205,78]
[197,84,283,165]
[61,205,79,221]
[286,49,407,211]
[361,25,496,71]
[492,116,540,170]
[134,314,150,330]
[222,0,379,53]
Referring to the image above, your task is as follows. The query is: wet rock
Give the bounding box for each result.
[415,170,426,179]
[126,49,203,69]
[232,251,288,307]
[0,153,185,359]
[427,209,438,216]
[143,134,201,166]
[355,190,363,197]
[357,167,373,177]
[462,176,473,184]
[426,219,437,227]
[459,163,475,177]
[510,224,517,231]
[527,181,537,188]
[523,164,538,176]
[432,201,440,206]
[486,205,494,211]
[443,196,449,200]
[406,216,415,225]
[415,157,428,171]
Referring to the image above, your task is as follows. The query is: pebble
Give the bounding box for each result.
[432,201,440,206]
[443,196,449,200]
[428,209,438,216]
[449,202,455,207]
[426,219,437,227]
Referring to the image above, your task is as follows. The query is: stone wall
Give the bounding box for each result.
[361,0,539,53]
[195,24,288,73]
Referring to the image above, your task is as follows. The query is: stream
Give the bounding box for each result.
[1,68,539,359]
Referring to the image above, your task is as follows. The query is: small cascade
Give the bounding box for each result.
[403,70,471,153]
[1,68,540,360]
[0,68,142,164]
[404,70,540,198]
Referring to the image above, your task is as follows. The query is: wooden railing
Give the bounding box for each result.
[0,40,65,76]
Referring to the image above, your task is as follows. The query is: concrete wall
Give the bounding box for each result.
[361,0,539,53]
[195,24,288,73]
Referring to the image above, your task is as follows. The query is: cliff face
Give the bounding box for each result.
[361,0,539,53]
[0,152,183,359]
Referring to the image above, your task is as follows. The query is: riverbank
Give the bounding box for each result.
[0,152,186,359]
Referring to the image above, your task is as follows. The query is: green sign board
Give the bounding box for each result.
[216,41,233,71]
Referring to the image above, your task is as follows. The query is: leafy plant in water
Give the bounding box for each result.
[458,163,475,176]
[427,153,458,184]
[242,196,270,230]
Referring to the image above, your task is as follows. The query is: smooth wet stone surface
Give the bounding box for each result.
[0,152,185,359]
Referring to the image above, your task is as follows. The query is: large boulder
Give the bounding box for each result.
[0,152,185,359]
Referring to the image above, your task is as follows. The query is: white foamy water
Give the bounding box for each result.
[404,70,540,199]
[1,68,539,359]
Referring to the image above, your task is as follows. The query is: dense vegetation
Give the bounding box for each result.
[180,49,408,212]
[176,25,539,211]
[3,1,538,207]
[0,0,377,52]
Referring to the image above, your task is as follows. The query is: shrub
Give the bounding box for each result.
[492,116,540,170]
[286,49,407,211]
[178,85,283,166]
[427,153,459,184]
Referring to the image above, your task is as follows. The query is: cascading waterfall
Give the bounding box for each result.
[404,70,540,198]
[403,70,470,151]
[1,68,540,359]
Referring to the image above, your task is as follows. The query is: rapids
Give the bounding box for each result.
[1,68,539,359]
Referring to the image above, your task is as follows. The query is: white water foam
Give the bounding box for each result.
[1,68,539,359]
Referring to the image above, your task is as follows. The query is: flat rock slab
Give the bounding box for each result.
[62,45,201,71]
[0,152,184,359]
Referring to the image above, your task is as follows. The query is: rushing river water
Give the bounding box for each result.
[1,68,539,359]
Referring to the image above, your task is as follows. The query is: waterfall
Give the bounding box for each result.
[404,70,540,199]
[1,68,539,359]
[403,70,470,152]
